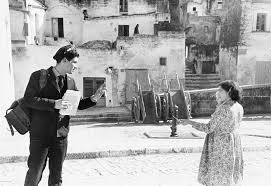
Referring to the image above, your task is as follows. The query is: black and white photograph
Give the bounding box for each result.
[1,0,271,185]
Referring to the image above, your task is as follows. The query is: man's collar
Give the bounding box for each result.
[52,67,61,77]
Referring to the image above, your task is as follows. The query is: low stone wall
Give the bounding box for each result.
[186,84,271,117]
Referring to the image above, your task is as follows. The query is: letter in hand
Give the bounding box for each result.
[91,83,106,102]
[54,99,72,110]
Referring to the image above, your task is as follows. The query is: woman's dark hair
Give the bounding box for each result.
[53,45,79,63]
[218,80,242,102]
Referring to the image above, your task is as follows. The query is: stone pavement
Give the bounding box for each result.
[0,115,271,164]
[0,151,271,186]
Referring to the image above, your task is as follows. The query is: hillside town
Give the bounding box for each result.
[1,0,271,185]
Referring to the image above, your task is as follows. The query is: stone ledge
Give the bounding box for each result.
[1,145,271,164]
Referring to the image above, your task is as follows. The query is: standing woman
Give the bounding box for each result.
[179,80,244,186]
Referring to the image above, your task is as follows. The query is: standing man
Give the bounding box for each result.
[23,45,104,186]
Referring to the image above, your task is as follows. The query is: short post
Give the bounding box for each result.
[170,105,178,137]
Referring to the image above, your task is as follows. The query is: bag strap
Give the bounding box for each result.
[39,69,48,90]
[6,109,15,136]
[5,100,20,136]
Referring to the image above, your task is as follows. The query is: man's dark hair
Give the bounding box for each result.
[53,45,79,63]
[218,80,242,102]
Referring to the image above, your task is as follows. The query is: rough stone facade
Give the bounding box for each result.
[237,0,271,85]
[12,32,185,107]
[43,0,160,44]
[188,84,271,117]
[1,0,15,134]
[9,0,46,46]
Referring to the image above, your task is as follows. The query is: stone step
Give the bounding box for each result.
[185,80,221,84]
[70,113,132,125]
[185,85,218,90]
[185,73,220,77]
[185,83,218,88]
[185,77,220,81]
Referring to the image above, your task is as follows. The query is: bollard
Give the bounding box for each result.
[170,105,178,137]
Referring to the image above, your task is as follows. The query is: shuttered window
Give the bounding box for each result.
[83,77,105,98]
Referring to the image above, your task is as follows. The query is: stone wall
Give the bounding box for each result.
[12,31,186,107]
[117,32,186,92]
[54,0,156,17]
[44,0,157,44]
[187,84,271,117]
[1,0,15,135]
[9,10,25,41]
[237,1,271,85]
[187,0,207,16]
[219,47,237,81]
[82,13,155,42]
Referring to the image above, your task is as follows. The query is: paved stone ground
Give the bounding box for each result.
[0,151,270,186]
[1,119,271,160]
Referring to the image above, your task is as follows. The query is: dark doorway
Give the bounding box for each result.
[202,61,216,74]
[58,18,64,38]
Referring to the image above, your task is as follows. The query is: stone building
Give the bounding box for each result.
[12,0,186,108]
[9,0,46,47]
[238,0,271,85]
[184,0,221,90]
[1,0,15,135]
[43,0,171,44]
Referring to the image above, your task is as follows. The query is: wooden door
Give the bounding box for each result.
[58,18,64,38]
[125,69,149,103]
[255,61,271,84]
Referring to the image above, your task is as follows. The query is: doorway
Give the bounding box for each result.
[52,18,64,38]
[202,61,216,74]
[125,69,149,103]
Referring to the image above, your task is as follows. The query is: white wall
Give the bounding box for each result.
[9,9,25,41]
[12,32,186,107]
[0,0,15,135]
[44,3,83,44]
[45,0,156,17]
[82,14,155,42]
[26,0,46,45]
[44,0,157,44]
[237,2,271,85]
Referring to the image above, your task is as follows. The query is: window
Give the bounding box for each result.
[217,0,223,9]
[160,57,167,66]
[52,18,64,38]
[120,0,128,14]
[256,13,267,32]
[204,25,209,33]
[118,25,129,36]
[193,7,197,11]
[83,77,105,98]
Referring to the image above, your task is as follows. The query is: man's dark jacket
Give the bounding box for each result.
[23,67,96,143]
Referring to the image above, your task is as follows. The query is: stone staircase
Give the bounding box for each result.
[185,73,221,90]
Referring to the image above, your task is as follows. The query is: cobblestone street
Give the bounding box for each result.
[0,151,270,186]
